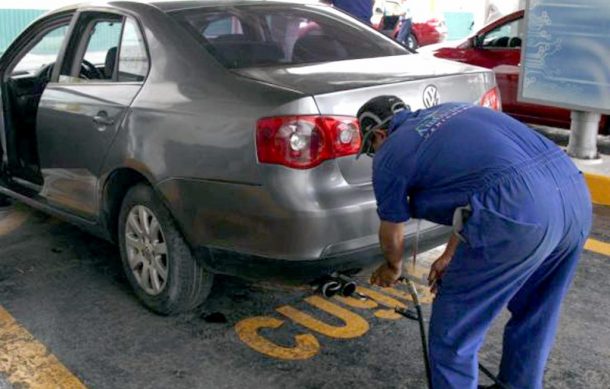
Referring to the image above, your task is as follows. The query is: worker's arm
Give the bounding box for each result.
[370,165,410,287]
[428,233,460,293]
[370,221,405,287]
[380,220,405,269]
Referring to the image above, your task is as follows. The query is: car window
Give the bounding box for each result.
[118,18,149,82]
[80,19,123,81]
[11,25,69,76]
[482,18,523,49]
[203,16,244,39]
[171,4,407,69]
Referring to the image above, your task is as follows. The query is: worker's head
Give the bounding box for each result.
[356,95,409,158]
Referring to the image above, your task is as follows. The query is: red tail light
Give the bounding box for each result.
[256,116,361,169]
[479,86,501,111]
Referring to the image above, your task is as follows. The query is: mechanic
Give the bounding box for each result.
[359,96,592,389]
[330,0,373,24]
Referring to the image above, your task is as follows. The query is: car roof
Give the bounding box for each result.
[44,0,323,18]
[147,0,322,13]
[478,9,524,35]
[45,0,324,14]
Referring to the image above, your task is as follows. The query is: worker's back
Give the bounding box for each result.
[373,103,578,225]
[367,100,591,389]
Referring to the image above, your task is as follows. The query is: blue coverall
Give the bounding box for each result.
[372,103,592,389]
[332,0,373,24]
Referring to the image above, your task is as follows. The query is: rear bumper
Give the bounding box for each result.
[156,162,450,265]
[195,223,450,283]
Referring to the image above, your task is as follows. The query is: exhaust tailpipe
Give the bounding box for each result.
[318,273,357,298]
[320,280,342,298]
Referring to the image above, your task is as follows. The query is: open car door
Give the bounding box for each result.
[0,14,73,188]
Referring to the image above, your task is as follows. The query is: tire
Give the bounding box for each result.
[118,183,213,315]
[406,33,419,51]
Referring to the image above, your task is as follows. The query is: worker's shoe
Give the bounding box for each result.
[478,384,505,389]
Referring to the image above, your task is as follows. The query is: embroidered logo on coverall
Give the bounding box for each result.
[414,104,473,139]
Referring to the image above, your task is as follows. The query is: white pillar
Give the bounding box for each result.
[567,111,601,159]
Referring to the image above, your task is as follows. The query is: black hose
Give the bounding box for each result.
[478,363,509,389]
[415,304,432,389]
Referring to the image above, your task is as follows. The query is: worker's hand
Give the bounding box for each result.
[428,253,453,294]
[370,262,402,288]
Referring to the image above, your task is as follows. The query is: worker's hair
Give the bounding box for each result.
[356,95,409,158]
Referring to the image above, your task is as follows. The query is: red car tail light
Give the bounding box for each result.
[256,116,361,169]
[480,86,501,111]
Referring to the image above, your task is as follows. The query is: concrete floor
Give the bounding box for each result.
[0,203,609,388]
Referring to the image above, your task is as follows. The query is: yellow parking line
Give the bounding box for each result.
[585,238,610,257]
[0,306,86,389]
[584,173,610,206]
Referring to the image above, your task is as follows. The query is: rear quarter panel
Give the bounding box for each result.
[100,2,312,187]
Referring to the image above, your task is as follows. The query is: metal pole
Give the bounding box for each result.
[567,110,601,159]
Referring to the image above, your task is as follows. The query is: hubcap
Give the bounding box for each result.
[125,205,168,296]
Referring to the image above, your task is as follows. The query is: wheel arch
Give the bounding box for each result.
[101,167,152,243]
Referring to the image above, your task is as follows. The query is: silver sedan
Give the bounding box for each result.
[0,0,499,314]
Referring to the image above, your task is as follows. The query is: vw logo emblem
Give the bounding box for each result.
[422,85,440,108]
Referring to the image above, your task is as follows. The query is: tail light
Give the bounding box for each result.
[256,116,361,169]
[479,86,502,111]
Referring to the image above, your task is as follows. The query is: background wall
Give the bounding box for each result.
[0,8,45,53]
[0,0,127,55]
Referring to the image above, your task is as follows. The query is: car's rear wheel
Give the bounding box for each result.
[406,33,418,51]
[118,184,213,315]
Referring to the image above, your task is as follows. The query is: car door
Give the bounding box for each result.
[0,14,73,186]
[37,11,149,219]
[472,16,523,117]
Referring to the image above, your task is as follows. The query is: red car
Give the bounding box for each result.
[430,10,608,134]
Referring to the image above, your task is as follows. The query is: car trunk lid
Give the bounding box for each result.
[235,54,490,95]
[238,54,497,185]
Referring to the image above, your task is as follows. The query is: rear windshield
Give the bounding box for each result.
[170,4,408,69]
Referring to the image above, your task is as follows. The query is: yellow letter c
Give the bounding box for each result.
[235,316,320,360]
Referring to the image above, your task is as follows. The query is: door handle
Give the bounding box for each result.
[93,111,115,126]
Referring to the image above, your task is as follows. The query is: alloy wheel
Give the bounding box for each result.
[125,205,169,296]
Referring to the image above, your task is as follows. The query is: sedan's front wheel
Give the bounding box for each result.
[118,184,213,315]
[406,33,418,51]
